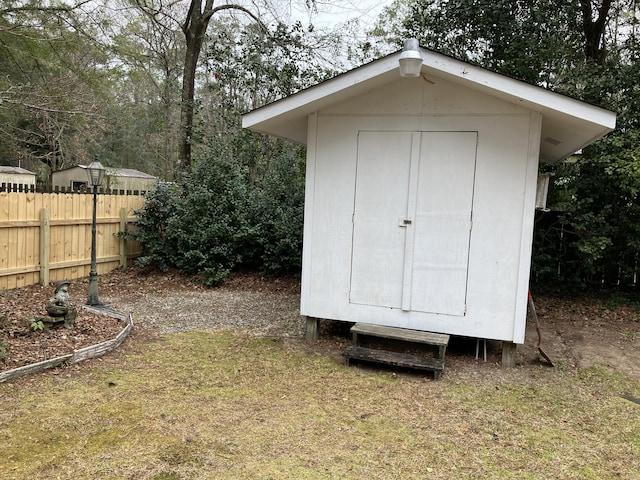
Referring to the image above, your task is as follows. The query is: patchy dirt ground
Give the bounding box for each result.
[523,294,640,378]
[1,267,639,380]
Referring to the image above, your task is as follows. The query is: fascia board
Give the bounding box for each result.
[422,50,616,130]
[242,56,400,130]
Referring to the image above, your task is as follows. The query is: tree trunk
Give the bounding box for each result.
[178,33,202,175]
[580,0,613,63]
[176,0,262,177]
[178,0,210,177]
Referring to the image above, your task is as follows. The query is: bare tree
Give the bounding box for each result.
[109,4,186,180]
[0,1,110,174]
[134,0,264,176]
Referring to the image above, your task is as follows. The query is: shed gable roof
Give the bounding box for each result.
[0,166,36,176]
[52,165,156,179]
[242,49,616,163]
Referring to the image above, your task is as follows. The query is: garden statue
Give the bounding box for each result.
[37,280,77,329]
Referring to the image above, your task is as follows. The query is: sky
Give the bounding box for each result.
[288,0,390,29]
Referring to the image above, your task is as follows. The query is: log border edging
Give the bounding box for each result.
[0,307,133,383]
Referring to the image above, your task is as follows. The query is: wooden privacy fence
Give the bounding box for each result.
[0,192,145,290]
[1,182,155,195]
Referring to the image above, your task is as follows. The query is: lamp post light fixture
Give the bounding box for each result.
[86,158,105,306]
[399,38,423,78]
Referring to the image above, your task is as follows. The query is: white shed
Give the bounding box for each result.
[242,47,616,359]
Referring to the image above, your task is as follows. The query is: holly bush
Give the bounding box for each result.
[127,135,305,285]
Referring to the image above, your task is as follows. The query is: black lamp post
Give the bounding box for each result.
[86,158,105,305]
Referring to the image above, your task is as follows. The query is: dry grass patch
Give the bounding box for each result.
[0,330,638,480]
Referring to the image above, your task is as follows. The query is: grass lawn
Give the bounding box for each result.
[1,330,638,479]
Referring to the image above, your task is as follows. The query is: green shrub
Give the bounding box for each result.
[168,157,255,284]
[249,151,305,274]
[130,183,181,271]
[127,136,305,284]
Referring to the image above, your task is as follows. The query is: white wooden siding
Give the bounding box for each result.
[301,113,538,342]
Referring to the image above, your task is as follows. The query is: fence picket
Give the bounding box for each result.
[24,193,37,286]
[40,208,50,286]
[7,194,19,289]
[0,194,8,289]
[16,193,27,287]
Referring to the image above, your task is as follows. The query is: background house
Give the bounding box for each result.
[0,166,37,191]
[243,47,616,364]
[51,165,157,193]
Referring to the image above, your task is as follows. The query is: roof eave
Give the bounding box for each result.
[242,49,617,161]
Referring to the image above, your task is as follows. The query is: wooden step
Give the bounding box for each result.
[350,323,449,347]
[344,345,445,378]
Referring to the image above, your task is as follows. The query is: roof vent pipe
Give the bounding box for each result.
[399,39,423,77]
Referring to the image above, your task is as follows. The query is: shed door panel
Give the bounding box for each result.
[350,130,477,317]
[410,132,477,315]
[349,131,413,308]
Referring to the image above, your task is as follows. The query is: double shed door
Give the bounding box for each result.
[349,130,478,317]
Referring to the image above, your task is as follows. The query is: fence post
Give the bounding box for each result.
[119,207,127,268]
[40,208,50,286]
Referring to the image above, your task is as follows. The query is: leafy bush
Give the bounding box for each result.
[247,149,305,274]
[169,156,256,285]
[126,136,305,284]
[531,129,640,292]
[129,183,181,271]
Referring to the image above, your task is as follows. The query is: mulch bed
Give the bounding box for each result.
[0,282,123,372]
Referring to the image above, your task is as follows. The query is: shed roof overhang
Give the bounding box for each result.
[242,49,616,164]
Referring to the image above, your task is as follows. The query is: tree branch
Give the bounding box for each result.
[0,0,93,16]
[205,4,267,32]
[183,0,201,35]
[1,98,100,117]
[580,0,613,63]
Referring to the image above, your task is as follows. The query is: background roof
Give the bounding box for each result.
[0,166,36,175]
[54,165,156,179]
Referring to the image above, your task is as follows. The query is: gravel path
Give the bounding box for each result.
[101,288,305,338]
